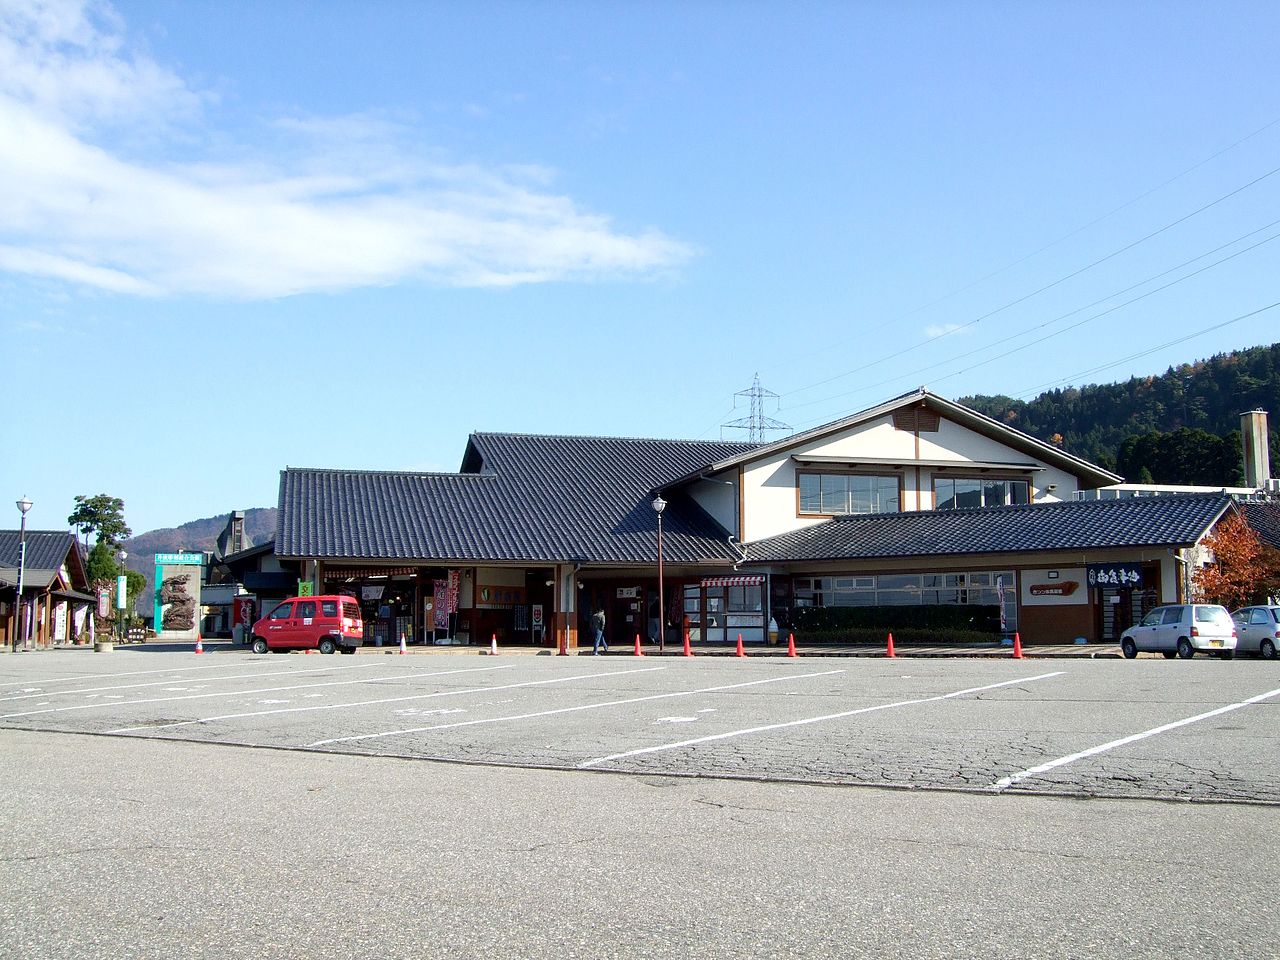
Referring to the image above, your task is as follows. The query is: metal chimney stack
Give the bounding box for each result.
[1240,409,1271,489]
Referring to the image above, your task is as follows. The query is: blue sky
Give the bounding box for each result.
[3,0,1279,537]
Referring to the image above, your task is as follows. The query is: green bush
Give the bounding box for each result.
[787,604,1002,635]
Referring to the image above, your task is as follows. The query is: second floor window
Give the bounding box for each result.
[799,472,900,515]
[934,477,1029,510]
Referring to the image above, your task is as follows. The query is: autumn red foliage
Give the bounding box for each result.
[1192,514,1270,608]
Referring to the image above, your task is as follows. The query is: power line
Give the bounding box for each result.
[782,219,1280,423]
[777,159,1280,404]
[757,115,1280,386]
[1010,301,1280,399]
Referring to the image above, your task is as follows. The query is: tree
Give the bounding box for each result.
[85,540,123,585]
[1192,514,1267,607]
[68,494,132,548]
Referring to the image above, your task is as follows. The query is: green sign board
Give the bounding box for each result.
[297,581,314,597]
[155,553,203,566]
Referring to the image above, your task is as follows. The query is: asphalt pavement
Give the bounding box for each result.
[2,647,1277,958]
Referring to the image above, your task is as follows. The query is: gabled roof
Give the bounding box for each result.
[0,531,87,589]
[744,493,1233,564]
[1242,501,1280,549]
[277,434,758,564]
[663,387,1121,490]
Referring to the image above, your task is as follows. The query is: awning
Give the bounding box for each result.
[324,567,421,580]
[701,575,765,588]
[53,589,97,603]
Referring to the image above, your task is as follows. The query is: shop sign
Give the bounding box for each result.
[617,587,639,599]
[1029,581,1079,597]
[362,585,385,601]
[532,604,544,627]
[97,589,110,618]
[478,585,526,606]
[1087,563,1143,587]
[297,581,314,597]
[116,575,128,610]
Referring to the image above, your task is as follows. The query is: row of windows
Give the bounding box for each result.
[793,571,1016,625]
[799,473,899,515]
[798,471,1029,516]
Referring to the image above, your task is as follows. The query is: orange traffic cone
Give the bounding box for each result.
[194,635,204,654]
[490,633,498,656]
[1012,631,1024,659]
[634,633,644,657]
[886,632,896,658]
[683,627,692,657]
[735,633,745,657]
[787,632,797,658]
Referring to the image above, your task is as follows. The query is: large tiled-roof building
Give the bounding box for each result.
[274,388,1254,649]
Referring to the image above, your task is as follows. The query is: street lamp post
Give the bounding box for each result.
[652,495,666,654]
[116,549,128,644]
[14,497,32,652]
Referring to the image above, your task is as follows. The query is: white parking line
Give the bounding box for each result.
[579,672,1065,768]
[0,659,284,689]
[107,666,667,733]
[308,669,845,746]
[0,661,385,702]
[0,665,513,719]
[988,684,1280,792]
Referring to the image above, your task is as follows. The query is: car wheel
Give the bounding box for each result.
[252,638,268,655]
[1121,638,1137,659]
[1220,650,1234,661]
[1177,638,1194,659]
[319,638,337,655]
[340,646,356,655]
[1161,651,1176,659]
[1261,639,1277,660]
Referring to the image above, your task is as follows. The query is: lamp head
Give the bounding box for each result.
[17,496,32,515]
[651,495,667,515]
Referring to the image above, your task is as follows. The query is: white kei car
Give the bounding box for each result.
[1119,604,1237,660]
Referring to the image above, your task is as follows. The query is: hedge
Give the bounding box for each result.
[790,626,1000,646]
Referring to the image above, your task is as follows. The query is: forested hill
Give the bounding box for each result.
[959,343,1280,484]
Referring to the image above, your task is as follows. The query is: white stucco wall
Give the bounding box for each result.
[686,476,739,536]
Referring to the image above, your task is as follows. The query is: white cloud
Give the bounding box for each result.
[924,322,970,339]
[0,0,693,299]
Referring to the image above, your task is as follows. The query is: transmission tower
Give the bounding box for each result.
[722,373,791,442]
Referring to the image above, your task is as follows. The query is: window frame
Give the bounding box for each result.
[796,468,903,518]
[932,473,1031,510]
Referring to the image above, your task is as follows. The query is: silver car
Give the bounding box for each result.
[1120,604,1237,660]
[1230,605,1280,659]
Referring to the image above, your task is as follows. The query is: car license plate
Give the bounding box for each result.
[1209,639,1222,647]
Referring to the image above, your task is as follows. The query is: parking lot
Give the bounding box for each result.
[3,646,1277,804]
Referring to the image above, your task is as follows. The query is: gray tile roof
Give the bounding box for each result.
[744,493,1233,564]
[0,531,84,588]
[276,434,758,564]
[1242,501,1280,549]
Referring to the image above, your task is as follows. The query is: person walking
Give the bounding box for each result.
[591,607,607,655]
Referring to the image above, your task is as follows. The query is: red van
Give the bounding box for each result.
[251,595,364,655]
